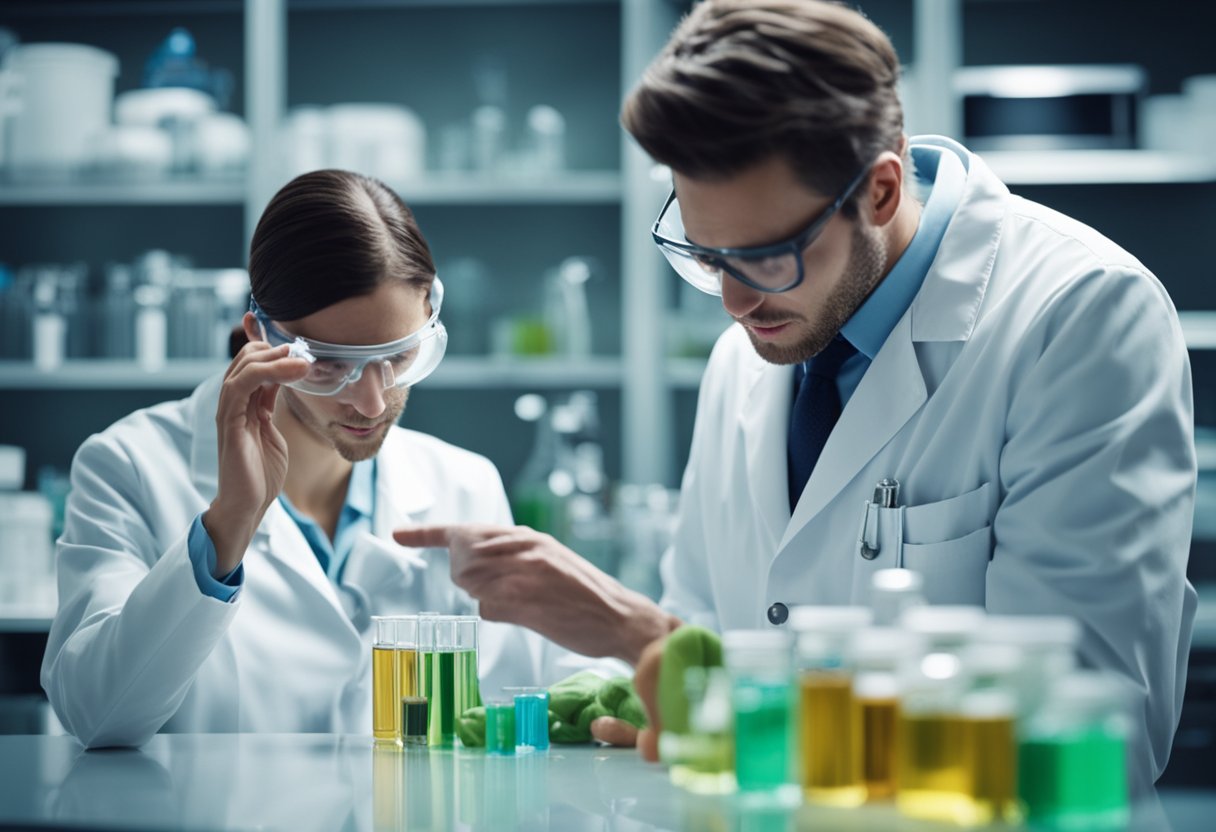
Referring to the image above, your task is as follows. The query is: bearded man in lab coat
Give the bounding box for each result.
[41,169,622,748]
[396,0,1197,792]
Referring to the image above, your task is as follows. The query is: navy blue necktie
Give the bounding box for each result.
[787,336,857,511]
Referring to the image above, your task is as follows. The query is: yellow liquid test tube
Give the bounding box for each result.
[859,696,899,800]
[799,671,866,807]
[897,712,972,823]
[372,644,399,743]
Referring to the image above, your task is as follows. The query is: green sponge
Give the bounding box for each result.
[657,626,723,735]
[458,671,648,747]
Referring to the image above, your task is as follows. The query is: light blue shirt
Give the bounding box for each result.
[188,459,376,601]
[823,142,967,403]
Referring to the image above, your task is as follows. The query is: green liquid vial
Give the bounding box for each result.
[733,679,794,792]
[1017,672,1130,829]
[486,701,516,755]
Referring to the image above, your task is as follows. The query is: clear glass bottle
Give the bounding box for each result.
[849,627,923,802]
[958,643,1025,825]
[869,567,925,626]
[788,605,872,807]
[722,629,799,807]
[667,666,735,795]
[1018,671,1131,829]
[896,607,983,824]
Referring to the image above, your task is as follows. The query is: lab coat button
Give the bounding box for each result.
[767,602,789,625]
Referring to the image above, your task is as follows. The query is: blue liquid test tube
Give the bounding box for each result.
[507,687,550,753]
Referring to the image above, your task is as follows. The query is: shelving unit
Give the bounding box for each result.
[0,180,247,206]
[0,357,624,390]
[980,150,1216,186]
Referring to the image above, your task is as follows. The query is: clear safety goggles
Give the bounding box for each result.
[250,277,448,396]
[650,165,872,296]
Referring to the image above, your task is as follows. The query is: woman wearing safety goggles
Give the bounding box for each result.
[249,279,448,397]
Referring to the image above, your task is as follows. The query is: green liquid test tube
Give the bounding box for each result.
[486,700,516,755]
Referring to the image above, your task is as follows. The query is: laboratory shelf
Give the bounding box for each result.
[980,150,1216,186]
[658,314,1216,397]
[0,180,247,207]
[429,357,623,388]
[0,607,54,634]
[1179,312,1216,350]
[389,172,622,206]
[0,358,624,390]
[0,361,225,390]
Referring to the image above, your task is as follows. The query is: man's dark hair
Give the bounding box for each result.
[621,0,905,215]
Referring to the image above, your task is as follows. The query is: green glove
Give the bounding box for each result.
[457,671,648,748]
[657,625,723,735]
[457,705,486,748]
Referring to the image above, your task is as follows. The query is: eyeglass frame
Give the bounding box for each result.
[650,164,874,294]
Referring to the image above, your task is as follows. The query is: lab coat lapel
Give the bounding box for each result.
[780,312,927,551]
[252,502,356,632]
[371,429,434,538]
[776,136,1007,552]
[739,358,796,554]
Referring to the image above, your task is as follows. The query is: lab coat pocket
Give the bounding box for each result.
[901,525,992,605]
[902,482,994,545]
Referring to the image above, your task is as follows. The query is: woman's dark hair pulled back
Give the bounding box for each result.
[248,169,436,321]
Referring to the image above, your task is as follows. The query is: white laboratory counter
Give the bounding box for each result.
[0,734,1209,832]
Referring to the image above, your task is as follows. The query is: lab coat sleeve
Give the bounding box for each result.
[987,266,1197,791]
[656,336,729,632]
[40,435,241,749]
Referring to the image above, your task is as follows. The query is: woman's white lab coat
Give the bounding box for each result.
[41,375,614,748]
[660,136,1197,790]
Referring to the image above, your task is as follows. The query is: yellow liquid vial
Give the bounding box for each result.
[799,672,866,807]
[897,712,971,823]
[964,716,1019,825]
[860,697,899,801]
[372,646,399,743]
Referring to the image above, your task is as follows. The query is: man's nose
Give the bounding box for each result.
[720,273,765,320]
[340,365,388,419]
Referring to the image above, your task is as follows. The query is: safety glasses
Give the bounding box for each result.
[250,277,448,396]
[651,166,872,295]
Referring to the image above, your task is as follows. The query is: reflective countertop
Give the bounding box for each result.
[0,734,1210,832]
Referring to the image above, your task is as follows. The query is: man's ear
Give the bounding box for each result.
[864,150,905,228]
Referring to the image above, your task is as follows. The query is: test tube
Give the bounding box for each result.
[507,686,550,753]
[372,616,400,745]
[722,629,799,806]
[455,615,482,721]
[485,698,516,755]
[419,615,458,748]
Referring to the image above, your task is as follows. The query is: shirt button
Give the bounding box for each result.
[767,602,789,626]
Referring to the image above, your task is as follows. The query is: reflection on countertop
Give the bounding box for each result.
[0,734,1209,832]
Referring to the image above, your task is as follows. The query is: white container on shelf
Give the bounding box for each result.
[6,43,119,179]
[0,491,53,607]
[327,104,425,182]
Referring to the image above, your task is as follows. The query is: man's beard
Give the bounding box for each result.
[282,386,408,462]
[746,222,888,365]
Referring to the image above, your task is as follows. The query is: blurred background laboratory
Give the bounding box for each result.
[0,0,1212,821]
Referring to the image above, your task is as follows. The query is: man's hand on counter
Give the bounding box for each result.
[391,523,681,667]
